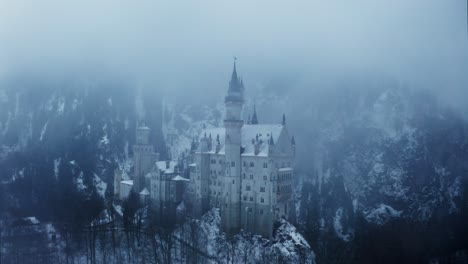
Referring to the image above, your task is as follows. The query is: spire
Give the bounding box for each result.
[291,135,296,145]
[251,105,259,124]
[225,57,244,103]
[282,113,286,126]
[231,58,238,84]
[269,133,275,145]
[228,57,241,92]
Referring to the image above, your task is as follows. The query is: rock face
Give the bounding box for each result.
[176,208,316,263]
[309,87,467,225]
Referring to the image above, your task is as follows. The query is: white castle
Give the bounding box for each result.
[115,61,296,238]
[187,61,296,237]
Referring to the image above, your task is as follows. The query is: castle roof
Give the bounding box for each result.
[155,161,177,174]
[139,188,150,195]
[171,175,190,182]
[121,180,133,186]
[197,124,290,157]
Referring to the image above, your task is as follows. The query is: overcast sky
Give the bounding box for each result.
[0,0,467,108]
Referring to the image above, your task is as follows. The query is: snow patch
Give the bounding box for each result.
[74,171,85,191]
[93,174,107,198]
[54,158,61,180]
[333,207,352,242]
[99,135,109,146]
[39,121,49,141]
[57,97,66,115]
[365,204,401,225]
[447,176,462,213]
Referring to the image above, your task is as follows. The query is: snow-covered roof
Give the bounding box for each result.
[121,180,133,186]
[171,175,190,182]
[197,124,289,157]
[155,161,177,174]
[139,188,150,195]
[278,167,293,172]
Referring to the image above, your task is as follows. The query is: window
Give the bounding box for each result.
[260,187,265,192]
[219,160,223,164]
[260,198,265,203]
[250,162,255,167]
[243,173,246,179]
[243,161,247,167]
[250,174,253,180]
[247,207,253,213]
[246,185,251,191]
[249,197,253,202]
[243,196,247,201]
[232,180,235,184]
[211,159,216,164]
[260,209,264,215]
[263,162,268,168]
[231,161,235,167]
[263,175,267,181]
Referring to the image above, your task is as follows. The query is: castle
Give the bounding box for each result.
[115,61,296,238]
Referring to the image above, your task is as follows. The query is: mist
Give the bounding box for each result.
[0,0,467,108]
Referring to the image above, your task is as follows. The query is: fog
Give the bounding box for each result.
[0,0,467,108]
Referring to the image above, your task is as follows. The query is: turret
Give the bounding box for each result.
[133,125,155,192]
[215,134,221,154]
[291,135,296,157]
[136,124,151,145]
[268,133,275,156]
[200,133,209,152]
[251,105,259,124]
[225,59,244,120]
[222,58,244,234]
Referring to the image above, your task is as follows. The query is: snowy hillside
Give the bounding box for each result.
[0,78,165,223]
[175,209,315,263]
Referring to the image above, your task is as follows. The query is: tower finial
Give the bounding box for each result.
[232,56,237,79]
[282,113,286,126]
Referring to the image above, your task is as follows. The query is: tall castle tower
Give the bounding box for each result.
[133,125,155,193]
[221,59,244,233]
